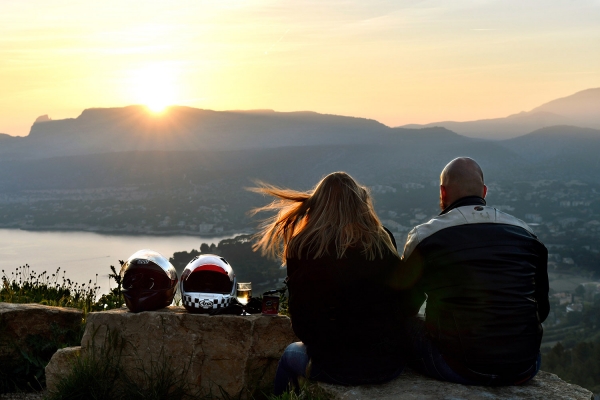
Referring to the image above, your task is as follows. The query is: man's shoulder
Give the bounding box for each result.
[401,205,535,259]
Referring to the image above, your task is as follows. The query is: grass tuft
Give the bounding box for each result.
[47,328,213,400]
[0,264,124,394]
[266,381,332,400]
[1,263,125,315]
[46,327,124,400]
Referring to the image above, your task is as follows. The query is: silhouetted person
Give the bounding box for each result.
[251,172,419,394]
[400,157,549,385]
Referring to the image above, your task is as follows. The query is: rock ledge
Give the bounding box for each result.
[315,369,593,400]
[47,306,297,398]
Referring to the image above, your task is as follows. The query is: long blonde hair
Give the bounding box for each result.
[250,172,398,262]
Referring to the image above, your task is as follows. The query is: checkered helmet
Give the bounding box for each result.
[120,249,178,313]
[181,254,236,313]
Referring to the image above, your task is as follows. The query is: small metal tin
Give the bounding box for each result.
[261,294,280,315]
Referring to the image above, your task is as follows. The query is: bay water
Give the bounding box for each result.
[0,228,237,295]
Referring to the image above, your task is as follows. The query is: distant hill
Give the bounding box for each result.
[3,106,600,239]
[531,88,600,123]
[1,106,396,159]
[0,119,530,192]
[400,88,600,140]
[0,133,17,141]
[2,103,600,196]
[501,125,600,159]
[498,126,600,181]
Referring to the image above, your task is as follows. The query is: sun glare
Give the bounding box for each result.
[131,64,179,113]
[147,99,169,113]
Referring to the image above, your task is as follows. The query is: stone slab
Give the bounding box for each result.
[315,369,594,400]
[80,306,297,398]
[45,346,81,393]
[0,303,83,365]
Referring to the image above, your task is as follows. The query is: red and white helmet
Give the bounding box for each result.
[180,254,237,313]
[120,249,178,313]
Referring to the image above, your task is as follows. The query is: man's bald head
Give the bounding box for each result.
[439,157,487,210]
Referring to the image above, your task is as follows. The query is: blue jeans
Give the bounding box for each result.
[273,342,403,395]
[404,316,541,386]
[273,342,309,395]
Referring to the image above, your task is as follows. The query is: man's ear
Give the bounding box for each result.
[482,184,488,199]
[440,185,447,202]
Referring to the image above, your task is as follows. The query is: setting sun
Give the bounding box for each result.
[131,64,179,113]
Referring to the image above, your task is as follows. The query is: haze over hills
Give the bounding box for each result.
[495,125,600,183]
[531,88,600,123]
[1,99,600,190]
[1,88,596,163]
[2,100,600,280]
[1,122,599,204]
[1,89,599,215]
[400,88,600,140]
[0,128,522,191]
[0,106,394,160]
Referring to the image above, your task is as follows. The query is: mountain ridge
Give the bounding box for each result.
[3,87,597,151]
[2,105,457,160]
[531,87,600,118]
[399,88,600,140]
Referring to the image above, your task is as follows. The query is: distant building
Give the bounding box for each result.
[552,292,573,306]
[566,303,583,313]
[370,185,397,194]
[581,282,600,301]
[380,219,410,233]
[525,213,543,223]
[158,216,171,227]
[401,183,424,190]
[198,223,213,234]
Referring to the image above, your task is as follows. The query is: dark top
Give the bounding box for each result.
[286,228,420,381]
[402,196,550,375]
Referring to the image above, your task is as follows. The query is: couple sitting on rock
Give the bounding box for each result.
[251,157,549,395]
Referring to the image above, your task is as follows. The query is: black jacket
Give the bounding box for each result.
[401,197,550,375]
[286,229,420,381]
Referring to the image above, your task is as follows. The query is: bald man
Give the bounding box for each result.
[400,157,549,386]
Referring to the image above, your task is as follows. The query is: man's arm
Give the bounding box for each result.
[535,244,550,323]
[399,247,426,316]
[387,226,426,316]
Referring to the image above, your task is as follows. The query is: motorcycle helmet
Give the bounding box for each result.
[181,254,236,313]
[120,249,178,313]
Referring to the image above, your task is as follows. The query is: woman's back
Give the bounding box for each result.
[250,172,417,391]
[286,231,416,380]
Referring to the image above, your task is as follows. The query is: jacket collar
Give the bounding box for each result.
[440,196,486,215]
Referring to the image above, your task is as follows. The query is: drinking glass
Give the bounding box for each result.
[236,282,252,315]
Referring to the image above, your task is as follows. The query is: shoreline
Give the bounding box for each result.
[0,224,255,238]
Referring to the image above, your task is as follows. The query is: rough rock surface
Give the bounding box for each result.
[0,303,83,365]
[314,369,594,400]
[77,306,297,398]
[45,346,81,393]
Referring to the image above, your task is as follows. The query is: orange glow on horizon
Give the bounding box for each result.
[0,2,599,136]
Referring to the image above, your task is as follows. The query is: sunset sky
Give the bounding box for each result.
[1,0,599,136]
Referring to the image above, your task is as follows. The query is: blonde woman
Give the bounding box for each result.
[251,172,420,394]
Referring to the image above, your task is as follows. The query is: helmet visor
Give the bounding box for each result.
[123,263,175,291]
[183,270,233,294]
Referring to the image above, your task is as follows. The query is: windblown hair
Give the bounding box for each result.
[250,172,399,262]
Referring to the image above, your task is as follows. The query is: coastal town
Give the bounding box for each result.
[3,177,599,353]
[2,178,600,253]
